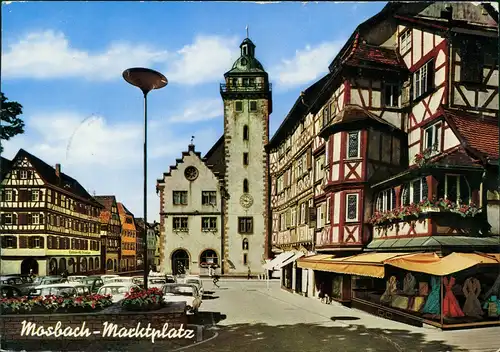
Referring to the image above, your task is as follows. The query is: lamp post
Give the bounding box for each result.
[123,67,167,290]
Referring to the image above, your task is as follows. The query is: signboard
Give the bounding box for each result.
[68,250,93,255]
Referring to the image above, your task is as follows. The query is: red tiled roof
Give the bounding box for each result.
[344,42,406,69]
[443,109,499,159]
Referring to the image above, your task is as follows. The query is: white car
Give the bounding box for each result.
[101,274,120,283]
[97,283,140,303]
[184,277,204,295]
[109,277,135,284]
[162,283,201,315]
[32,283,91,297]
[148,277,167,289]
[67,275,87,283]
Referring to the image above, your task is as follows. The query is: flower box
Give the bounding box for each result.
[120,287,165,312]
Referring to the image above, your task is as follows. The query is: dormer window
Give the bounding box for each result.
[243,46,248,56]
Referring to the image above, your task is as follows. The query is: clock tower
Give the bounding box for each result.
[220,36,272,276]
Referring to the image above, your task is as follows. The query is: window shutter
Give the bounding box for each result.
[28,236,34,248]
[27,214,32,225]
[47,236,53,249]
[39,237,44,248]
[391,189,397,209]
[14,170,19,179]
[27,171,32,179]
[308,206,316,224]
[39,213,44,224]
[286,209,291,228]
[1,236,6,248]
[19,236,27,248]
[12,213,17,225]
[12,236,17,248]
[0,191,4,202]
[0,214,4,225]
[306,149,312,170]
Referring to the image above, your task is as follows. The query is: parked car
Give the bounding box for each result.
[148,277,167,289]
[0,284,22,298]
[162,283,202,315]
[97,283,140,303]
[100,274,120,283]
[67,275,87,283]
[184,277,204,295]
[131,276,144,287]
[80,276,104,293]
[31,283,90,298]
[32,275,67,286]
[0,275,35,295]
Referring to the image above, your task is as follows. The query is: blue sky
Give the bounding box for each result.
[2,1,387,221]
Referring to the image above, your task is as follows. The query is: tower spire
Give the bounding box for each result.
[246,25,249,38]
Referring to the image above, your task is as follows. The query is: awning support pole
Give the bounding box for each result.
[267,270,269,290]
[440,276,444,326]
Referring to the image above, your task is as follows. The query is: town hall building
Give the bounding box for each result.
[156,36,272,276]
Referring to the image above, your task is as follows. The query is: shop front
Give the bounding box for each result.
[299,252,500,329]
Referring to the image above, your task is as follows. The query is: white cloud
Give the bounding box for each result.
[166,99,222,123]
[165,35,240,85]
[2,30,169,80]
[1,110,220,221]
[2,30,240,85]
[271,40,344,88]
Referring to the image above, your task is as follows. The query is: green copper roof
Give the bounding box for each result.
[225,37,266,76]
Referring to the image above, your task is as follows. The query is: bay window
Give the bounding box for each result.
[376,188,397,212]
[402,177,428,205]
[437,175,470,204]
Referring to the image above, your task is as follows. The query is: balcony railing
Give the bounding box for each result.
[220,83,272,93]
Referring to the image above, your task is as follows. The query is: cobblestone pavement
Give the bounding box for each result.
[3,279,499,351]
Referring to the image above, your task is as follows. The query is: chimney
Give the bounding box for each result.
[55,164,61,177]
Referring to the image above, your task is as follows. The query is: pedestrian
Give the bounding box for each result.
[247,266,251,280]
[212,264,220,288]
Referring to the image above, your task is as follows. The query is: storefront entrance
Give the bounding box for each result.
[172,249,190,275]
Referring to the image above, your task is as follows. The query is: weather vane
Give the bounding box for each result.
[191,135,195,144]
[246,25,249,38]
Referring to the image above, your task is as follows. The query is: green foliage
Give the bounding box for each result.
[1,92,25,153]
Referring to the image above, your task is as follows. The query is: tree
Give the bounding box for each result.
[1,92,25,153]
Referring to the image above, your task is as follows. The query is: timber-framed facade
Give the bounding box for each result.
[0,149,104,276]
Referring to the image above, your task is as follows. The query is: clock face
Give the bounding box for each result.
[184,166,199,181]
[240,194,254,209]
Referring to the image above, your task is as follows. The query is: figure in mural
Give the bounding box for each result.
[442,276,464,317]
[422,276,441,315]
[402,272,417,295]
[462,277,483,317]
[380,276,398,305]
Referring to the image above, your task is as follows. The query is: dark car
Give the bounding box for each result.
[0,284,22,298]
[81,276,104,293]
[0,275,35,295]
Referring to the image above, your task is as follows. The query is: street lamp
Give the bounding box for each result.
[123,67,168,290]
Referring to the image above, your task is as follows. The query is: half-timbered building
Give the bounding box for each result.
[117,202,136,271]
[94,195,122,273]
[0,149,104,276]
[286,2,499,328]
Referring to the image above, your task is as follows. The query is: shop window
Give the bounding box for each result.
[346,131,360,159]
[200,249,218,266]
[437,175,470,204]
[345,193,359,222]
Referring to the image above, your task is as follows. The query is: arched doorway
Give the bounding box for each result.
[171,249,190,275]
[49,258,58,275]
[107,259,113,271]
[200,249,219,266]
[59,258,67,274]
[80,257,87,273]
[20,258,38,275]
[95,258,99,270]
[68,258,75,273]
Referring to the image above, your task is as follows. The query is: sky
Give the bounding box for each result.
[1,1,388,221]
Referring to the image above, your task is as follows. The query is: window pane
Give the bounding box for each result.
[412,180,421,203]
[447,175,458,203]
[347,195,357,220]
[459,176,470,204]
[348,132,359,158]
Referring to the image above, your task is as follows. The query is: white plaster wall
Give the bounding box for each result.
[1,259,47,276]
[161,151,222,275]
[224,98,268,275]
[487,204,500,235]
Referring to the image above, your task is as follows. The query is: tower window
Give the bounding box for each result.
[243,125,249,140]
[243,153,249,166]
[243,179,249,193]
[243,253,248,265]
[250,101,257,111]
[242,238,249,250]
[243,78,250,86]
[243,46,248,56]
[235,101,243,112]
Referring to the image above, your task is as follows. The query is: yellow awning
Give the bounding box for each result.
[385,252,500,276]
[298,252,411,278]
